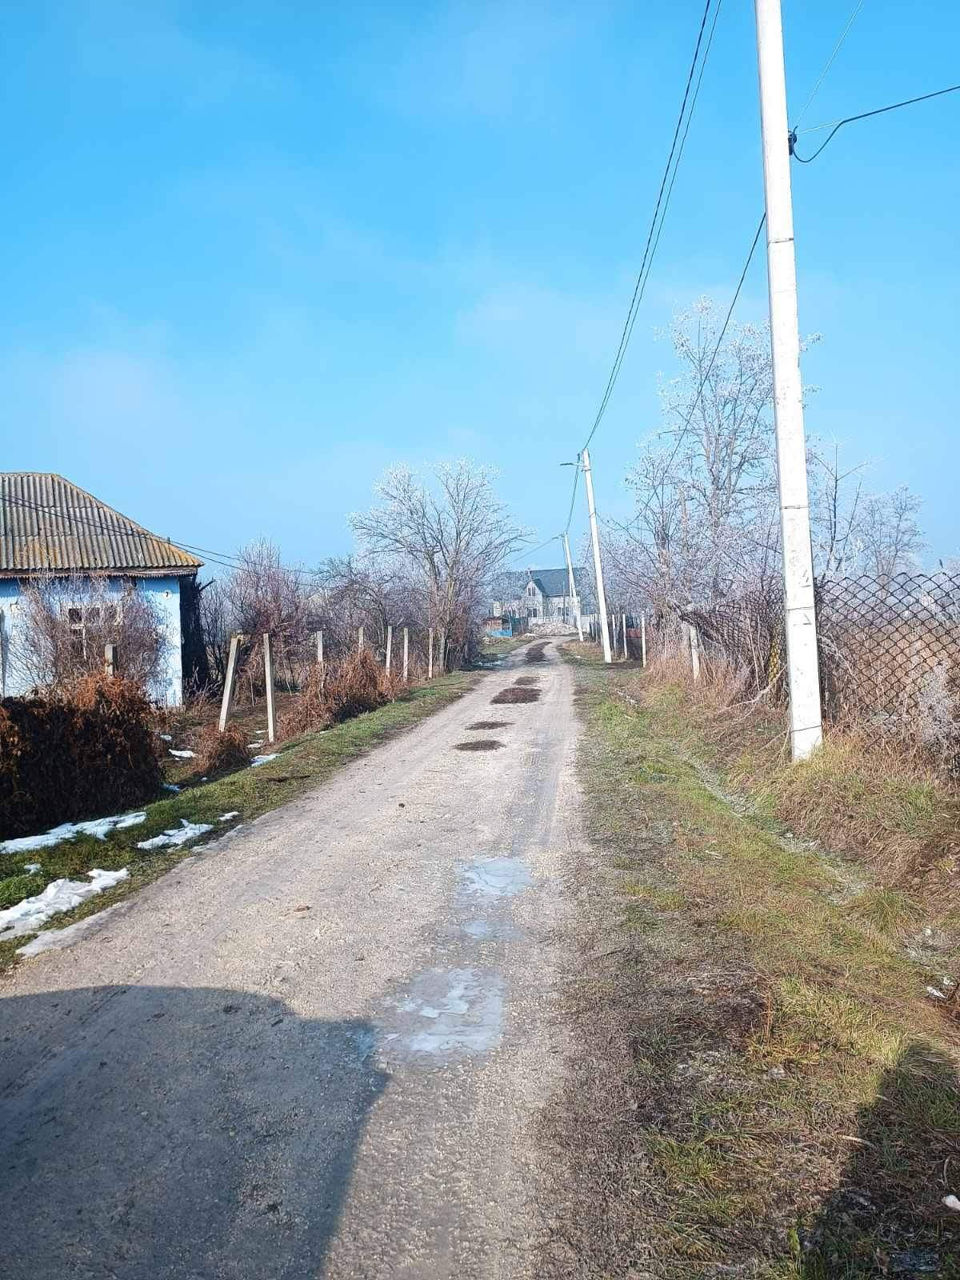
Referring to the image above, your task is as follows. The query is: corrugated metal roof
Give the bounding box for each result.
[0,473,202,576]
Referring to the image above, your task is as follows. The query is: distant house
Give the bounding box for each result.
[493,567,588,627]
[0,473,206,705]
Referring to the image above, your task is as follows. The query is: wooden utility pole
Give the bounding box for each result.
[218,633,246,732]
[263,633,276,743]
[581,449,612,664]
[755,0,823,760]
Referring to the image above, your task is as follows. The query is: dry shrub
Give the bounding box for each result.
[195,724,250,777]
[0,674,162,840]
[280,651,399,737]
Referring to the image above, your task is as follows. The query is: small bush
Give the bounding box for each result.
[195,724,250,778]
[0,673,162,840]
[280,652,398,737]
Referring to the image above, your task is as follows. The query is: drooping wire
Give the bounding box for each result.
[791,83,960,162]
[563,464,580,537]
[580,0,721,454]
[791,0,866,130]
[658,214,767,478]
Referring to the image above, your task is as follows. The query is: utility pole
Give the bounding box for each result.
[754,0,823,760]
[581,448,612,664]
[561,532,584,642]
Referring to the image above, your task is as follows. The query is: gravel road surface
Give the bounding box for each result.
[0,643,581,1280]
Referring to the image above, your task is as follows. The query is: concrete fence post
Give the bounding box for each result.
[218,633,246,732]
[385,624,393,675]
[103,643,116,678]
[622,612,628,660]
[263,633,276,744]
[641,611,647,668]
[427,628,434,679]
[403,627,409,683]
[358,625,364,655]
[689,622,701,681]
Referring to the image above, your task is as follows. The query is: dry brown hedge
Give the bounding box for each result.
[280,651,399,737]
[0,674,162,840]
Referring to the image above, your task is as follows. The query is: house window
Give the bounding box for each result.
[66,603,120,659]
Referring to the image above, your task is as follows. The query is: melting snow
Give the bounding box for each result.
[162,783,181,793]
[17,904,124,957]
[24,863,41,874]
[250,754,278,767]
[0,811,146,854]
[944,1195,960,1212]
[0,869,129,939]
[159,733,173,742]
[168,749,196,759]
[136,819,213,851]
[219,812,240,822]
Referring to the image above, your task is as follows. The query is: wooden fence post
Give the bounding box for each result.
[403,627,409,683]
[263,633,276,743]
[218,633,245,732]
[428,628,434,679]
[641,611,647,668]
[385,624,393,675]
[103,643,116,678]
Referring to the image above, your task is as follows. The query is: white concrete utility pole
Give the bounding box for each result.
[562,532,584,642]
[581,449,612,664]
[754,0,823,760]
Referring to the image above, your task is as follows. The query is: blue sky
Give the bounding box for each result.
[2,0,957,573]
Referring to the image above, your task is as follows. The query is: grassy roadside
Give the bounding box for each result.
[537,651,960,1279]
[480,634,534,659]
[0,670,477,973]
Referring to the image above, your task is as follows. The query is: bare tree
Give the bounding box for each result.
[9,575,168,694]
[856,486,925,588]
[350,461,527,669]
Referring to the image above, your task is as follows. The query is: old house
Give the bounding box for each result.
[492,567,588,627]
[0,473,207,705]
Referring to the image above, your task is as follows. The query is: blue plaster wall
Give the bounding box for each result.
[0,576,184,706]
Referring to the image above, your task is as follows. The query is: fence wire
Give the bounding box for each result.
[674,573,960,759]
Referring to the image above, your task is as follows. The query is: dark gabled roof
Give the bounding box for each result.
[0,473,202,577]
[498,567,585,599]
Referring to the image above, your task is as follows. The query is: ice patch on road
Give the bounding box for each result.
[0,811,146,854]
[460,856,532,899]
[0,869,129,938]
[382,967,504,1059]
[136,819,213,851]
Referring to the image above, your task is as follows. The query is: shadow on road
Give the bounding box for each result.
[800,1040,960,1278]
[0,984,388,1278]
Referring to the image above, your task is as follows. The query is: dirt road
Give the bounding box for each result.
[0,644,580,1280]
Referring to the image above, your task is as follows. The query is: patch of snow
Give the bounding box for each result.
[24,863,41,874]
[162,783,181,793]
[0,811,147,854]
[17,904,125,957]
[944,1194,960,1212]
[247,742,264,749]
[250,754,278,768]
[926,986,945,1000]
[168,749,196,759]
[159,733,173,741]
[219,812,240,822]
[0,868,129,938]
[136,819,213,851]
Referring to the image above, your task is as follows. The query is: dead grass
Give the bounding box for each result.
[491,686,540,705]
[535,654,960,1278]
[193,723,250,778]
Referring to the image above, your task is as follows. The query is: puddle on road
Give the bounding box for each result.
[382,967,504,1058]
[461,918,520,941]
[460,856,533,899]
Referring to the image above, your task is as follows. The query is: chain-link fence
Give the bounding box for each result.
[673,573,960,758]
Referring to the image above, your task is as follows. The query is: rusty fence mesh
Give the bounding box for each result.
[673,573,960,755]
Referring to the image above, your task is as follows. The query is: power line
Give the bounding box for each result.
[792,0,865,129]
[0,492,322,583]
[563,464,580,537]
[581,0,721,454]
[791,82,960,163]
[658,214,767,478]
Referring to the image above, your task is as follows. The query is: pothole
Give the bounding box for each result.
[453,739,504,752]
[514,676,541,686]
[491,687,540,704]
[466,720,512,730]
[461,855,533,898]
